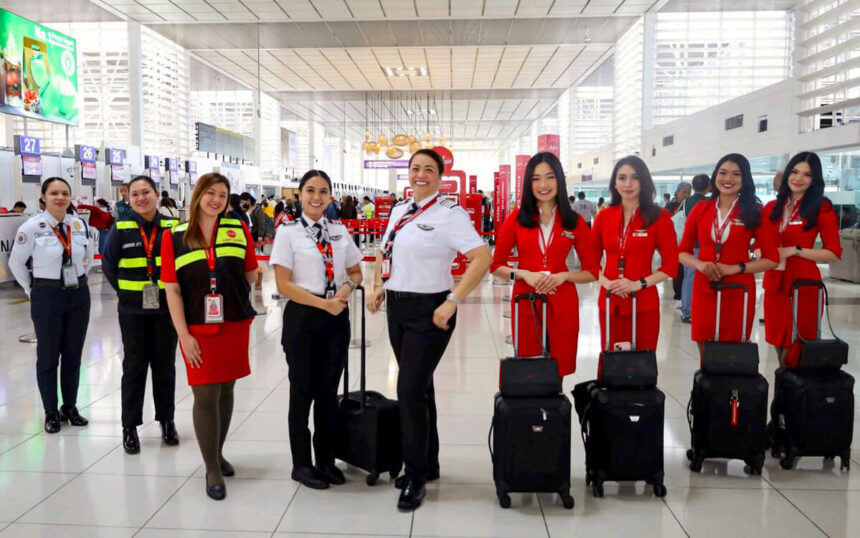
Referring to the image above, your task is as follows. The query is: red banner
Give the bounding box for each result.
[500,164,511,216]
[494,171,504,241]
[432,146,454,174]
[439,179,458,193]
[374,196,393,219]
[515,155,529,209]
[469,175,477,194]
[538,134,560,157]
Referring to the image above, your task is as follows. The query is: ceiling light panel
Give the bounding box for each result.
[484,0,519,18]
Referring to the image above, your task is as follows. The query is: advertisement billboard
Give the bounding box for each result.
[538,134,560,157]
[515,155,529,209]
[0,9,78,126]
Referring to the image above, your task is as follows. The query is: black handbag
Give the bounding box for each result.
[785,280,848,370]
[701,282,760,375]
[598,291,658,388]
[499,293,562,397]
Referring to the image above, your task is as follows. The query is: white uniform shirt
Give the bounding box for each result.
[381,192,484,294]
[269,214,363,296]
[8,212,93,296]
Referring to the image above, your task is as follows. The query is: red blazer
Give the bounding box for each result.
[592,205,679,314]
[680,199,779,266]
[761,199,842,294]
[490,208,599,277]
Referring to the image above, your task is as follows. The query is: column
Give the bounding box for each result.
[127,21,145,154]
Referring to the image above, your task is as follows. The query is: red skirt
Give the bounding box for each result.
[690,273,755,343]
[182,318,253,385]
[509,281,580,376]
[764,286,821,348]
[598,303,660,353]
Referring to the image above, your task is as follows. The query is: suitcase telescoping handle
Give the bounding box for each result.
[710,281,749,343]
[341,285,367,411]
[791,279,837,342]
[513,293,549,359]
[604,290,638,351]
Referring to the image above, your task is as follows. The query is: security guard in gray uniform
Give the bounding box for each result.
[9,177,93,433]
[367,149,491,510]
[102,175,180,454]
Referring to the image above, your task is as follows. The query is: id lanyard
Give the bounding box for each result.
[538,222,555,273]
[779,196,803,238]
[203,222,219,294]
[202,222,225,323]
[139,225,158,281]
[617,207,638,278]
[300,218,336,296]
[381,194,440,279]
[52,223,72,262]
[712,199,738,262]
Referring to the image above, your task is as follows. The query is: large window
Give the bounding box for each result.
[797,0,860,132]
[613,18,645,158]
[141,27,192,159]
[652,11,792,125]
[572,86,613,155]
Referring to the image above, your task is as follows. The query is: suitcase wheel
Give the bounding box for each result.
[591,482,604,498]
[686,449,695,462]
[560,492,575,510]
[771,446,782,458]
[366,472,379,486]
[653,482,667,498]
[840,451,851,472]
[688,450,704,473]
[745,454,765,476]
[389,465,402,480]
[498,493,511,509]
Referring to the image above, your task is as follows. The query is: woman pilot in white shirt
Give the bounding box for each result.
[8,177,93,434]
[270,169,363,490]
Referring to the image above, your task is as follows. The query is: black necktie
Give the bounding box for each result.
[57,222,70,264]
[313,222,323,243]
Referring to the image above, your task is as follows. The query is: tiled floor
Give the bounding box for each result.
[0,262,859,537]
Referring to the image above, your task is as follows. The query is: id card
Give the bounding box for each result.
[142,282,160,309]
[540,270,550,276]
[614,342,632,351]
[204,294,224,324]
[381,258,391,279]
[62,261,79,289]
[326,289,335,300]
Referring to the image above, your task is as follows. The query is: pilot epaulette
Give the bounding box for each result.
[440,198,458,209]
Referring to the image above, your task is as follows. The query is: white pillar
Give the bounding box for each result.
[127,21,145,153]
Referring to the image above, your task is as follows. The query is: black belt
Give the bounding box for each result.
[32,276,88,288]
[386,290,448,300]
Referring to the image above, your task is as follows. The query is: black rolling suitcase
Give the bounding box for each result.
[687,283,768,475]
[490,392,574,509]
[499,293,562,398]
[334,286,403,485]
[572,293,666,498]
[770,281,854,470]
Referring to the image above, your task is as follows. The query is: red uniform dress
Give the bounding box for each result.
[762,199,842,347]
[592,206,679,352]
[680,200,778,342]
[491,208,599,376]
[160,223,258,385]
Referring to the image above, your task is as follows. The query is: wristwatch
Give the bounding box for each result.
[446,292,462,305]
[795,245,803,252]
[509,270,517,281]
[639,278,647,290]
[738,262,747,274]
[345,280,358,292]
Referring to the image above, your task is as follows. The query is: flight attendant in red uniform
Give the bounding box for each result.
[491,152,599,376]
[679,153,779,358]
[592,155,679,353]
[762,152,841,365]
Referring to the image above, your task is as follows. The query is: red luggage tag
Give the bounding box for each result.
[730,390,739,426]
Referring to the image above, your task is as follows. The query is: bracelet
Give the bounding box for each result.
[345,280,358,291]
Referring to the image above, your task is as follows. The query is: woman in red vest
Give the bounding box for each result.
[592,155,679,352]
[491,152,598,376]
[679,154,778,357]
[761,152,841,365]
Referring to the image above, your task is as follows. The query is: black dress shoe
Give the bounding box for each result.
[316,462,346,485]
[59,405,88,426]
[44,410,61,434]
[395,469,439,489]
[160,421,179,446]
[123,427,140,454]
[291,466,329,489]
[220,460,235,477]
[206,477,226,501]
[397,479,426,510]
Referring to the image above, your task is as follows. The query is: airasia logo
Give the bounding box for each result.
[226,230,237,238]
[432,146,454,173]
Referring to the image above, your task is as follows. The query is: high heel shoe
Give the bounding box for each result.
[206,477,226,501]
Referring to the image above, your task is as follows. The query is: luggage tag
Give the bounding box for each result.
[204,275,224,324]
[62,260,79,289]
[142,282,160,309]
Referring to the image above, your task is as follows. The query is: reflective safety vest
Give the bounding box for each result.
[170,216,255,325]
[115,215,178,310]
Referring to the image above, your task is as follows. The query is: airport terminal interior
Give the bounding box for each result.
[1,0,860,537]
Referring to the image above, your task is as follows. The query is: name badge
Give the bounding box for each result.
[561,231,575,239]
[789,219,803,225]
[731,219,744,226]
[381,258,391,280]
[205,294,224,323]
[326,289,335,300]
[632,230,648,237]
[142,282,160,309]
[62,261,79,289]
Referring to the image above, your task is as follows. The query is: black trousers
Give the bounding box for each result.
[282,300,350,467]
[30,285,90,411]
[386,291,456,481]
[118,312,178,427]
[673,265,684,301]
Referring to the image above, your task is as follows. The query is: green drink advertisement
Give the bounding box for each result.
[0,9,78,126]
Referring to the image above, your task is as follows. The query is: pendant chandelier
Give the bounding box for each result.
[360,92,452,158]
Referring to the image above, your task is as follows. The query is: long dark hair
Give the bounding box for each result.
[709,153,761,229]
[770,151,828,230]
[517,152,579,229]
[608,156,661,227]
